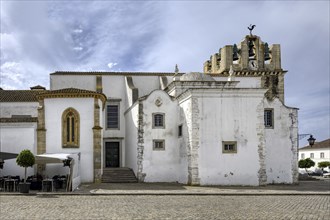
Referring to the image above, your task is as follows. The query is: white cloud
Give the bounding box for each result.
[0,1,329,140]
[107,62,118,69]
[73,29,83,33]
[73,47,83,51]
[0,62,24,87]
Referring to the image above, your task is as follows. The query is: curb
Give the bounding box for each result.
[1,191,329,196]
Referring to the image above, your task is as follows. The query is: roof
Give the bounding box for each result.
[1,88,107,104]
[51,71,183,76]
[300,139,330,150]
[30,85,46,90]
[36,88,107,107]
[36,88,105,97]
[0,90,43,102]
[180,72,215,81]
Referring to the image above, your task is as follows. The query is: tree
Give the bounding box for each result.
[318,161,330,169]
[16,149,35,183]
[298,158,315,174]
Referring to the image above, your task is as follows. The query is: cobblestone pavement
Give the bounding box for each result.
[0,195,329,220]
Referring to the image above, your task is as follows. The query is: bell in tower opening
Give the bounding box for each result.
[264,43,271,61]
[248,40,255,58]
[233,44,239,61]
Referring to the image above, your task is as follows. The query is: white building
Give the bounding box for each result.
[299,139,330,172]
[0,34,299,186]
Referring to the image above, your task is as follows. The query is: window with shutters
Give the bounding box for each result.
[107,104,119,129]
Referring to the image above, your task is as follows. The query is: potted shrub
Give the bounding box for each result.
[16,149,35,193]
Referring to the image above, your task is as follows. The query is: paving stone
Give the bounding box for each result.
[0,195,329,219]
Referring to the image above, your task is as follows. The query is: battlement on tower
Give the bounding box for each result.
[203,35,282,74]
[203,34,286,103]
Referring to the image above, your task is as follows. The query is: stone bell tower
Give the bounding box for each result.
[203,33,286,103]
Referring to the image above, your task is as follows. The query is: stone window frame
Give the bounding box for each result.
[152,113,165,129]
[153,139,165,151]
[320,152,324,159]
[310,153,314,159]
[62,107,80,148]
[222,141,237,154]
[301,153,305,159]
[106,103,120,130]
[264,108,274,129]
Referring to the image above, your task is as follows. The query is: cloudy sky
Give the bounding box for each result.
[1,1,329,143]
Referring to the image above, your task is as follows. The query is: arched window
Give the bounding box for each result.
[62,108,80,148]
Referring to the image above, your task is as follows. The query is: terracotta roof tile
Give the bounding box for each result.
[0,90,42,102]
[30,85,46,90]
[36,88,107,107]
[38,88,104,96]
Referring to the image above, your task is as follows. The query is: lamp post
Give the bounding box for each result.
[307,135,316,147]
[298,134,316,147]
[0,159,4,169]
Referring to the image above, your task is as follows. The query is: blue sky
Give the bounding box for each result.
[1,0,329,143]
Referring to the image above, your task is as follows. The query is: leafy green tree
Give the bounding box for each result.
[318,161,330,169]
[16,149,35,183]
[298,158,315,174]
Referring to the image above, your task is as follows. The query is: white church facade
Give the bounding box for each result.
[0,34,299,186]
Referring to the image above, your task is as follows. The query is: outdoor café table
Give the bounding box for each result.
[42,179,54,192]
[4,179,18,192]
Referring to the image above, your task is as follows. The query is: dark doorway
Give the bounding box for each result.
[105,142,120,167]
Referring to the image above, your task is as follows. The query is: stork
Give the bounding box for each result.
[248,24,256,36]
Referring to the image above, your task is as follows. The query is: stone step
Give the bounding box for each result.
[101,167,137,183]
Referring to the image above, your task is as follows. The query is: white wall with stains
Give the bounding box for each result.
[0,102,38,117]
[140,90,188,183]
[264,98,299,184]
[194,89,266,185]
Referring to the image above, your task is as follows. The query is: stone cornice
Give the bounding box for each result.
[0,117,38,123]
[165,81,239,93]
[208,70,287,77]
[92,125,103,130]
[176,87,267,103]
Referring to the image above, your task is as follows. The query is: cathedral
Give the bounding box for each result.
[0,34,299,186]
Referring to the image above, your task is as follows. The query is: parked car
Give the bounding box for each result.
[308,171,322,176]
[323,173,330,178]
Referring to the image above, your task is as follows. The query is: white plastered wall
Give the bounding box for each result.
[44,97,95,182]
[124,103,139,174]
[50,75,96,91]
[0,123,37,179]
[0,102,38,117]
[142,90,187,183]
[264,98,298,184]
[195,89,265,186]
